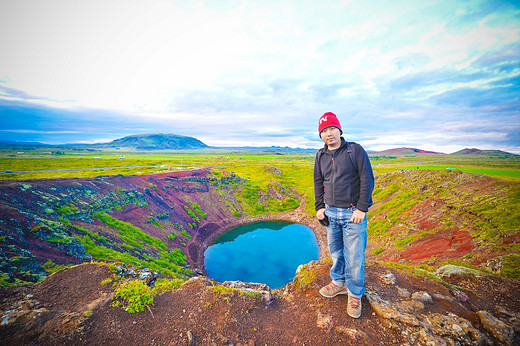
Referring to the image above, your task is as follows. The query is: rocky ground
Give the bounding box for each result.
[1,259,519,345]
[1,167,519,344]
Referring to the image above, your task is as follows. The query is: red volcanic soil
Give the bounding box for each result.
[399,229,474,262]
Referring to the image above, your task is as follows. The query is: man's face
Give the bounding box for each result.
[320,126,341,148]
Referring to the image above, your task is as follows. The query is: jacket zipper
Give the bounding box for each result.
[331,155,336,206]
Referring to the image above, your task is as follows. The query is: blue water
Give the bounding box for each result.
[204,221,320,288]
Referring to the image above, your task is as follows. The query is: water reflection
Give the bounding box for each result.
[204,221,319,288]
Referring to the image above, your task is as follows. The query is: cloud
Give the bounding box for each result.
[0,0,519,153]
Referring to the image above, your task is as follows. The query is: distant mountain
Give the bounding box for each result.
[371,147,441,156]
[0,139,47,146]
[451,148,517,158]
[96,134,208,150]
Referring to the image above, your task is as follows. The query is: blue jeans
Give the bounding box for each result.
[324,206,367,297]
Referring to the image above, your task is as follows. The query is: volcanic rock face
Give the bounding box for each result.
[0,169,257,283]
[0,167,519,344]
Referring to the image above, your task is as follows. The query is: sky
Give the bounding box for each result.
[0,0,519,153]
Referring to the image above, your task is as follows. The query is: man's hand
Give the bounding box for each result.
[316,208,326,220]
[350,209,366,224]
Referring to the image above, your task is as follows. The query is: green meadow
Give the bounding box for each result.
[1,146,519,282]
[1,147,518,217]
[1,148,519,183]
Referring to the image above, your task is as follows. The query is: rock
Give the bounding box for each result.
[215,332,229,344]
[452,290,469,303]
[431,292,454,302]
[477,310,515,345]
[381,272,397,285]
[397,287,411,299]
[411,291,432,304]
[397,299,424,313]
[423,312,482,345]
[187,330,195,346]
[365,291,420,327]
[435,264,485,279]
[413,328,451,346]
[222,280,272,305]
[483,257,504,274]
[316,312,334,331]
[335,326,369,341]
[497,307,520,331]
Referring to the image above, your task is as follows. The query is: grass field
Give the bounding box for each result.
[0,147,518,183]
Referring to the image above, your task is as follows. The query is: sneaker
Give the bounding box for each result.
[319,282,348,298]
[347,295,362,318]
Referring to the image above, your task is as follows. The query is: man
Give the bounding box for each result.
[314,112,374,319]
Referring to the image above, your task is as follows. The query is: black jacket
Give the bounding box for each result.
[314,138,374,212]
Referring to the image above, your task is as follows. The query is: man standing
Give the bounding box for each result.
[314,112,374,318]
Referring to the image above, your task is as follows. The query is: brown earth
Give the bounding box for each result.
[1,167,519,344]
[1,259,519,345]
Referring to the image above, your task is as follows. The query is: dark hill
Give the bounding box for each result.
[96,133,208,150]
[372,147,441,156]
[451,148,517,158]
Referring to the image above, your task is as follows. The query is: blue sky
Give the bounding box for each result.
[0,0,519,153]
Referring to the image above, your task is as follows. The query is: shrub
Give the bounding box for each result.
[43,260,68,274]
[153,278,185,294]
[191,202,207,218]
[113,280,154,313]
[150,219,166,230]
[168,232,178,242]
[184,206,200,223]
[180,230,192,239]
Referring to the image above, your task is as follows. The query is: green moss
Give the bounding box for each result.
[184,206,200,223]
[73,225,108,243]
[371,246,385,256]
[95,211,168,251]
[377,261,442,282]
[368,219,391,237]
[162,248,187,265]
[150,219,166,230]
[395,235,415,248]
[190,202,207,218]
[209,284,262,299]
[501,254,520,280]
[168,232,178,242]
[180,230,192,239]
[75,235,189,278]
[440,259,490,273]
[57,203,79,215]
[293,264,317,290]
[153,278,185,294]
[43,260,70,274]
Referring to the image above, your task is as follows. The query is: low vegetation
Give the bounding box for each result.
[0,146,519,288]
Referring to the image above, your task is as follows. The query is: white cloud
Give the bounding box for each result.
[0,0,519,153]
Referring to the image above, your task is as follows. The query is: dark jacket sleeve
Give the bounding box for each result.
[313,151,325,211]
[355,144,374,212]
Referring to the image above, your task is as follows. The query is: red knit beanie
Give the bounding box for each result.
[318,112,342,135]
